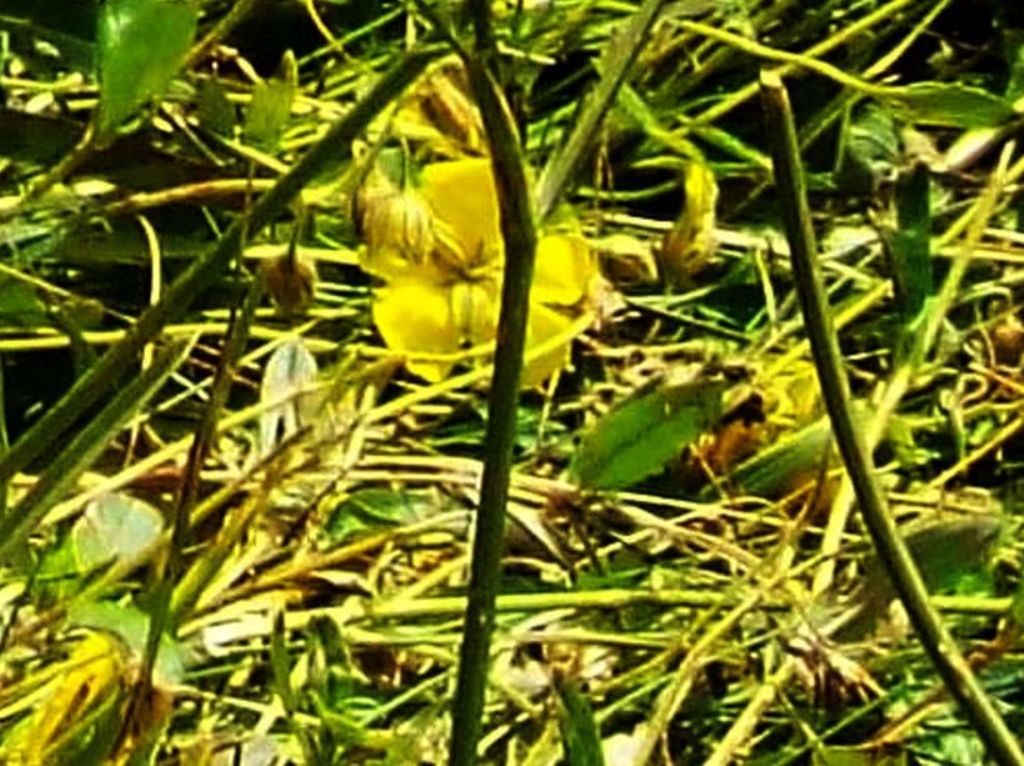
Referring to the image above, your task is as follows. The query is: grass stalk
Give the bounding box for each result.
[447,2,538,762]
[535,0,668,221]
[760,69,1024,766]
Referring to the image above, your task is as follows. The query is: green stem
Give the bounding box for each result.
[689,0,919,129]
[0,49,437,490]
[448,2,538,763]
[760,69,1024,766]
[185,0,262,69]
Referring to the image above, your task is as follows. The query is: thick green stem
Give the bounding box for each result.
[447,2,538,763]
[760,69,1024,766]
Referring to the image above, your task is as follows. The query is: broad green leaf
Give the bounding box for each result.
[95,0,199,144]
[555,677,606,766]
[884,82,1016,128]
[571,379,725,491]
[71,492,164,571]
[860,515,1002,604]
[243,50,298,150]
[841,515,1003,639]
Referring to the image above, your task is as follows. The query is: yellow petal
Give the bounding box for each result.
[6,632,126,762]
[372,280,460,382]
[521,303,576,389]
[359,244,451,285]
[532,233,596,307]
[421,158,502,269]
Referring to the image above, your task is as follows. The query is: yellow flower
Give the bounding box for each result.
[358,157,598,387]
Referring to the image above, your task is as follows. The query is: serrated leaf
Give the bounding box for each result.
[884,82,1016,128]
[95,0,199,144]
[571,379,725,491]
[71,492,164,571]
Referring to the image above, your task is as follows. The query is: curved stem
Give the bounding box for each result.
[760,69,1024,766]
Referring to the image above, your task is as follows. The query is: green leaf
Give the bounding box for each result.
[555,677,606,766]
[0,277,47,328]
[883,82,1017,128]
[71,492,164,571]
[196,76,237,137]
[813,744,906,766]
[325,488,432,541]
[68,601,188,684]
[886,163,933,326]
[571,379,725,491]
[835,100,900,194]
[243,50,298,150]
[861,515,1003,603]
[95,0,199,144]
[1002,29,1024,102]
[725,416,833,499]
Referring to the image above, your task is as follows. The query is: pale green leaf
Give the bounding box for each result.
[71,492,164,570]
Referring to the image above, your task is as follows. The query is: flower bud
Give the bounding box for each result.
[262,250,317,317]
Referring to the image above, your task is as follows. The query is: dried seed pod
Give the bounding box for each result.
[262,249,317,317]
[355,157,435,276]
[992,315,1024,367]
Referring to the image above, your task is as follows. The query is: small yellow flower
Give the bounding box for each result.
[358,157,599,387]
